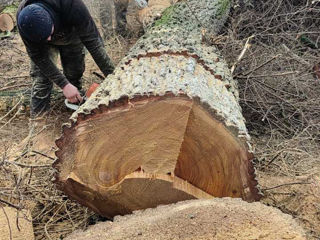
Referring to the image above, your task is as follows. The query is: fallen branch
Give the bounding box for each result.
[31,150,55,161]
[236,71,300,79]
[0,100,24,129]
[231,35,254,74]
[3,160,52,168]
[0,96,23,122]
[0,198,21,210]
[0,83,30,91]
[262,182,311,191]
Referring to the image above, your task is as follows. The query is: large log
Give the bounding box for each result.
[54,0,261,218]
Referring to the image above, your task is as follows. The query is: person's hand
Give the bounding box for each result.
[62,83,83,103]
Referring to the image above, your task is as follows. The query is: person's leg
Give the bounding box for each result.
[15,47,59,156]
[30,46,58,118]
[59,42,85,92]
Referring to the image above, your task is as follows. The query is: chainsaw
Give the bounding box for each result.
[64,83,100,111]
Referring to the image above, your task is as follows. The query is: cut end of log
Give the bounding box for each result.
[54,93,261,218]
[0,13,14,31]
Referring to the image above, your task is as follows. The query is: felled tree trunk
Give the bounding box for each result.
[54,0,261,218]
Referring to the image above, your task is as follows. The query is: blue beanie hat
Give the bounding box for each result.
[18,4,53,42]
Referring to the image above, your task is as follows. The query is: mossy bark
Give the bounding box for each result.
[0,0,17,12]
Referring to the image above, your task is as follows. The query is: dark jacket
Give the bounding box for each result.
[17,0,114,88]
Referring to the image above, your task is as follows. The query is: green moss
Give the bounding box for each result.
[216,0,230,18]
[153,5,177,27]
[2,5,18,15]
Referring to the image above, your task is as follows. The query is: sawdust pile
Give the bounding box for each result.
[66,198,306,240]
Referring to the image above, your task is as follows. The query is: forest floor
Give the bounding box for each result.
[0,1,320,239]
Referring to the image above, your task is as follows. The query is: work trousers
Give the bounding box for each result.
[30,42,85,118]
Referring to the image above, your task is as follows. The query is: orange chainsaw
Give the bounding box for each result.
[64,83,100,111]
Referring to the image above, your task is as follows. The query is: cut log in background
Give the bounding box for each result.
[0,4,17,32]
[54,0,261,218]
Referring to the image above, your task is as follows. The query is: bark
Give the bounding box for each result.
[0,0,16,11]
[136,0,179,31]
[54,0,261,218]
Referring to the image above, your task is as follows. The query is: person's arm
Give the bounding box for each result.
[23,39,69,88]
[70,0,115,77]
[23,40,82,103]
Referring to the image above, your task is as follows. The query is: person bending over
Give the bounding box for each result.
[17,0,115,118]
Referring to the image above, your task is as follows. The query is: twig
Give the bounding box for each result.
[92,72,105,80]
[0,83,30,91]
[262,106,273,122]
[31,150,55,161]
[262,182,311,191]
[236,71,300,79]
[64,202,76,230]
[281,44,310,66]
[265,150,284,167]
[231,35,254,74]
[16,210,21,232]
[0,104,24,130]
[0,198,22,210]
[11,150,29,162]
[0,97,23,122]
[3,160,52,168]
[237,54,281,77]
[1,206,13,240]
[44,203,65,240]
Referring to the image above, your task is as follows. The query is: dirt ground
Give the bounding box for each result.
[1,2,320,239]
